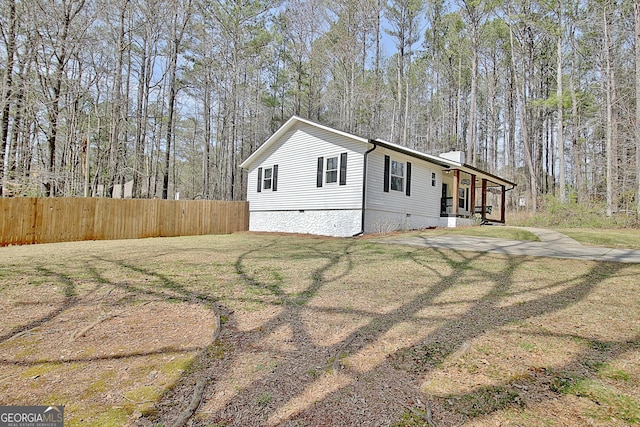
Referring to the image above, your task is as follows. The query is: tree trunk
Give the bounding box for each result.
[203,72,212,199]
[635,0,640,215]
[162,0,192,199]
[133,36,148,199]
[8,58,26,182]
[162,46,178,200]
[557,6,566,203]
[43,0,86,197]
[569,13,584,204]
[0,0,17,196]
[395,48,403,143]
[46,72,63,197]
[509,14,537,212]
[108,0,128,198]
[603,4,615,216]
[507,62,516,179]
[456,56,463,147]
[468,28,478,166]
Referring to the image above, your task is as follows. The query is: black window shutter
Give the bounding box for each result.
[406,161,412,196]
[383,155,390,192]
[272,165,278,191]
[466,188,469,210]
[317,157,324,187]
[339,152,347,185]
[257,167,262,193]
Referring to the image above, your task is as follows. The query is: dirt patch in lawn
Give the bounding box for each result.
[0,268,217,426]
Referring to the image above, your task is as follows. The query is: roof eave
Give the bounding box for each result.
[369,139,454,168]
[458,163,517,188]
[240,115,369,169]
[370,139,515,187]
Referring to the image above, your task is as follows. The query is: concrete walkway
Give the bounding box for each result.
[375,227,640,264]
[512,226,582,246]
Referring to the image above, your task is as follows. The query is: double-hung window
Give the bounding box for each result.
[317,153,348,187]
[383,155,411,196]
[325,157,338,183]
[263,167,273,190]
[390,160,404,192]
[256,165,278,192]
[459,188,467,209]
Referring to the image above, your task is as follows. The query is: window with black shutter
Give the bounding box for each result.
[317,153,348,186]
[257,165,278,192]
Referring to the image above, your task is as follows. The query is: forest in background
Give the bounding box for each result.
[0,0,639,217]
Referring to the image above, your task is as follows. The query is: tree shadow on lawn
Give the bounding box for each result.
[0,267,80,345]
[10,236,627,426]
[426,332,640,425]
[0,246,217,347]
[0,253,223,425]
[142,237,636,427]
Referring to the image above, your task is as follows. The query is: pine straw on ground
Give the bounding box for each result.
[1,232,639,426]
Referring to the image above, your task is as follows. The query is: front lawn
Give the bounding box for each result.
[557,228,640,250]
[0,232,638,426]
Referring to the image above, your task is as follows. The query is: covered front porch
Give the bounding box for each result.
[440,168,512,225]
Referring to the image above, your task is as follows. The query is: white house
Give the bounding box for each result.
[240,116,515,237]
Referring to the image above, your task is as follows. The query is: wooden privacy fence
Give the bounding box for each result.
[0,197,249,246]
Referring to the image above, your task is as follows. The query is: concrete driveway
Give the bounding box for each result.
[374,227,640,264]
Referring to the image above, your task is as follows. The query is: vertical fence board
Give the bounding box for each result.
[32,198,41,244]
[0,198,248,246]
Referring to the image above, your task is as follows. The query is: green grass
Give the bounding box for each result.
[255,391,273,408]
[391,408,432,426]
[553,376,640,423]
[598,364,632,382]
[557,228,640,250]
[415,226,540,241]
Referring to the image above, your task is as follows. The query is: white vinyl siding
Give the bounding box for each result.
[366,148,442,219]
[246,123,366,211]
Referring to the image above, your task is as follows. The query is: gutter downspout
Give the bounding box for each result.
[354,140,378,237]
